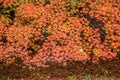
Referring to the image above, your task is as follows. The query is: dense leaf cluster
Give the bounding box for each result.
[0,0,120,68]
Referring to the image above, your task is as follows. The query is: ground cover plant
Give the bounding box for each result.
[0,0,120,76]
[0,0,120,67]
[0,0,120,79]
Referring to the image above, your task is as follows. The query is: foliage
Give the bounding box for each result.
[0,0,120,68]
[86,75,92,80]
[68,75,77,80]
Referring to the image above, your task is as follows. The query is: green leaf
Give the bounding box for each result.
[87,75,92,80]
[69,76,76,80]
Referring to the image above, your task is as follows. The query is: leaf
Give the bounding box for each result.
[69,76,76,80]
[87,75,92,80]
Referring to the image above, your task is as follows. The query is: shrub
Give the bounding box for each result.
[0,0,119,68]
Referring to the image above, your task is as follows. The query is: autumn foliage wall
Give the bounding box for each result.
[0,0,120,67]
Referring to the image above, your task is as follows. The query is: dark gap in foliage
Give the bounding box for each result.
[0,6,4,14]
[90,46,96,63]
[6,6,16,21]
[84,2,91,9]
[34,39,45,46]
[14,57,23,65]
[28,39,45,57]
[56,40,63,46]
[42,32,51,38]
[42,0,50,6]
[78,7,83,11]
[99,28,106,43]
[0,5,16,23]
[0,1,3,7]
[27,46,38,57]
[1,36,7,43]
[84,14,106,43]
[42,25,52,38]
[117,52,120,59]
[9,10,15,21]
[80,31,84,39]
[45,0,50,4]
[66,32,70,36]
[76,2,92,17]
